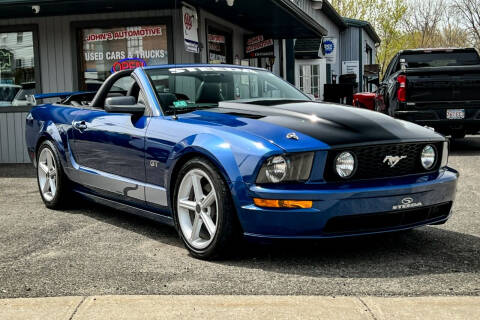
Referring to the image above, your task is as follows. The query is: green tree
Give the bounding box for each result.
[330,0,408,75]
[452,0,480,50]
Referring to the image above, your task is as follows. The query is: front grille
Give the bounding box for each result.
[323,202,452,234]
[324,142,443,182]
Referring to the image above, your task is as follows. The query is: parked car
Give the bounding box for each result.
[375,48,480,138]
[0,84,20,107]
[353,92,376,110]
[12,82,36,107]
[26,65,458,259]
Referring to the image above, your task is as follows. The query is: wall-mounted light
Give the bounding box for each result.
[226,0,235,6]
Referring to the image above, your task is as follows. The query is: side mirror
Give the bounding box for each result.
[105,96,145,114]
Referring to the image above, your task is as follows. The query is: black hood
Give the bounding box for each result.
[208,100,444,147]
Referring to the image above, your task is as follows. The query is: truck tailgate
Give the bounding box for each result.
[405,65,480,104]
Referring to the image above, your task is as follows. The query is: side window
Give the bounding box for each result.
[138,89,153,116]
[109,76,135,95]
[382,56,397,81]
[138,90,147,105]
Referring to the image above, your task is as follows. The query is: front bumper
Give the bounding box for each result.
[235,168,458,239]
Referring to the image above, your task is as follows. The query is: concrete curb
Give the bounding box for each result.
[1,295,479,320]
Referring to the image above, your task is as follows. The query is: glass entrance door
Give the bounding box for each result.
[295,60,324,100]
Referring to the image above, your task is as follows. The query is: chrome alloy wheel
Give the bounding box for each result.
[37,148,57,202]
[177,168,219,250]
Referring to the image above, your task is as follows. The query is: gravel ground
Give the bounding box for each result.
[0,137,479,298]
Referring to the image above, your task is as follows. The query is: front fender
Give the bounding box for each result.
[165,132,280,211]
[167,133,243,185]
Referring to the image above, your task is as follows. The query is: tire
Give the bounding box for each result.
[36,140,72,209]
[173,157,240,260]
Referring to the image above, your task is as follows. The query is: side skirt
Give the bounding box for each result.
[74,190,175,227]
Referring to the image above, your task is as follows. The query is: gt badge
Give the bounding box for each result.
[383,155,407,168]
[392,197,423,210]
[150,160,159,168]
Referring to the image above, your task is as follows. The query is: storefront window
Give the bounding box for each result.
[79,24,169,91]
[207,25,232,64]
[0,30,36,107]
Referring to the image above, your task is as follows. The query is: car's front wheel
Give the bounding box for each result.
[173,157,239,259]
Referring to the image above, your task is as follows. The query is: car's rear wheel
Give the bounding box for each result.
[173,157,239,259]
[36,140,71,209]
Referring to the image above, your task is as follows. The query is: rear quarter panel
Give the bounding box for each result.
[26,104,80,168]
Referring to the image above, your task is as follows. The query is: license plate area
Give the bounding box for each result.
[446,109,465,119]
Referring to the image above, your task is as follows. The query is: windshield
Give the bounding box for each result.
[401,51,480,68]
[145,66,309,114]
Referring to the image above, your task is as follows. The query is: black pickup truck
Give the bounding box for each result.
[375,48,480,138]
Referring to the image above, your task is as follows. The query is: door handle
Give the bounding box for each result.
[72,120,87,131]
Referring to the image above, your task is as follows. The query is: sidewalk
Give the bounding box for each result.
[1,295,479,320]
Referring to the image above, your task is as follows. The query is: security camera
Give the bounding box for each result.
[32,5,40,14]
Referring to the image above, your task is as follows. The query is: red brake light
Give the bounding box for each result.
[397,75,407,102]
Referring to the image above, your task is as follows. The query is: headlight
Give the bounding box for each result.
[335,151,356,178]
[421,145,436,170]
[256,152,314,183]
[440,141,449,167]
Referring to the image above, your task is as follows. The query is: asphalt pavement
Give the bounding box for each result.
[0,137,479,298]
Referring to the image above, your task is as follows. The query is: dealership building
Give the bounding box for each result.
[0,0,379,163]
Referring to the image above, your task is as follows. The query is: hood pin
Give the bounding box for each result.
[286,132,299,140]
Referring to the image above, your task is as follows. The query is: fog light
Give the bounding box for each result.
[335,151,356,178]
[253,198,313,209]
[421,145,436,170]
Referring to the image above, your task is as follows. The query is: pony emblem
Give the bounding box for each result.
[383,155,407,168]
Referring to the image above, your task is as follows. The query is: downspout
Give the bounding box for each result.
[282,39,287,80]
[358,28,362,92]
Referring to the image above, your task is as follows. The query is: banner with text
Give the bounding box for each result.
[182,6,199,53]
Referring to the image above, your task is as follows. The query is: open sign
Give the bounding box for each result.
[111,58,147,73]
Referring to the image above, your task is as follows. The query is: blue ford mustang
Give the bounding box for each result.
[26,65,458,259]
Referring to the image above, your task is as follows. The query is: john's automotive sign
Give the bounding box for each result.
[85,27,163,42]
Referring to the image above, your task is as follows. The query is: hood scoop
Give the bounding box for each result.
[224,112,265,119]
